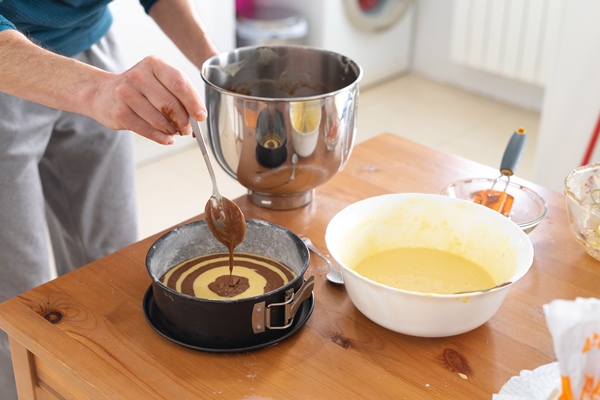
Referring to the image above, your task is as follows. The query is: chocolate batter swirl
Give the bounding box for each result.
[161,252,296,300]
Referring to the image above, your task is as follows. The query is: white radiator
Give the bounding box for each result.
[450,0,565,87]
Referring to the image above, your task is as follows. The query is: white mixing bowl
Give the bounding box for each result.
[325,193,534,337]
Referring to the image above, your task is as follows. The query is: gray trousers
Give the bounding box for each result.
[0,29,138,399]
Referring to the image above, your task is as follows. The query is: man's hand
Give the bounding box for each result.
[89,55,206,145]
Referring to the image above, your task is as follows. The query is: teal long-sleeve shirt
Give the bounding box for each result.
[0,0,158,56]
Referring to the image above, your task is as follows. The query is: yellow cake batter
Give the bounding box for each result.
[352,247,496,294]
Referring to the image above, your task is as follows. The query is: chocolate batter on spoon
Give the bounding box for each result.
[190,117,247,294]
[205,195,246,275]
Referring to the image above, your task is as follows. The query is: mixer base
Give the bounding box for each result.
[248,189,314,210]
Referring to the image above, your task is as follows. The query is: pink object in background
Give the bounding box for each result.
[236,0,254,14]
[359,0,381,11]
[581,111,600,166]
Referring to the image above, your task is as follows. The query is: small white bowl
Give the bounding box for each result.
[325,193,534,338]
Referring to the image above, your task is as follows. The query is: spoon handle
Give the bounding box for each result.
[302,238,338,272]
[453,281,512,295]
[190,117,221,199]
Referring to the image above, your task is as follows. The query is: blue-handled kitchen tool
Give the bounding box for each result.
[499,127,527,177]
[473,128,527,216]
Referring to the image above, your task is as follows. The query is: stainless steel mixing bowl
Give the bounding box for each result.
[201,45,362,210]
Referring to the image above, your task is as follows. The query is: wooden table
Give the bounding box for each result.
[1,133,598,399]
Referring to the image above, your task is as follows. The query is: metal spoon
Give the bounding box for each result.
[301,237,344,285]
[453,281,512,295]
[190,117,246,264]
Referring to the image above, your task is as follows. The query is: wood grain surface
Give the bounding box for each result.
[0,133,598,399]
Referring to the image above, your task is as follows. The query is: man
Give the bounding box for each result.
[0,1,219,397]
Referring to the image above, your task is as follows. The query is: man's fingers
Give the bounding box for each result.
[148,56,207,122]
[118,59,191,136]
[116,108,177,145]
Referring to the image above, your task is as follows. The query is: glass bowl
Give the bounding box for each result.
[441,178,547,234]
[564,163,600,261]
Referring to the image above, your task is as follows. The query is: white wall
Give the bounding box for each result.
[532,1,600,192]
[411,0,600,192]
[108,0,236,165]
[411,0,545,112]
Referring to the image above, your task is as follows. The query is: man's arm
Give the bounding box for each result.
[0,29,206,144]
[0,30,106,116]
[148,0,220,70]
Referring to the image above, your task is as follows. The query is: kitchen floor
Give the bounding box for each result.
[135,73,541,240]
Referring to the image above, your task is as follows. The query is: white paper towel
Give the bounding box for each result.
[493,362,560,400]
